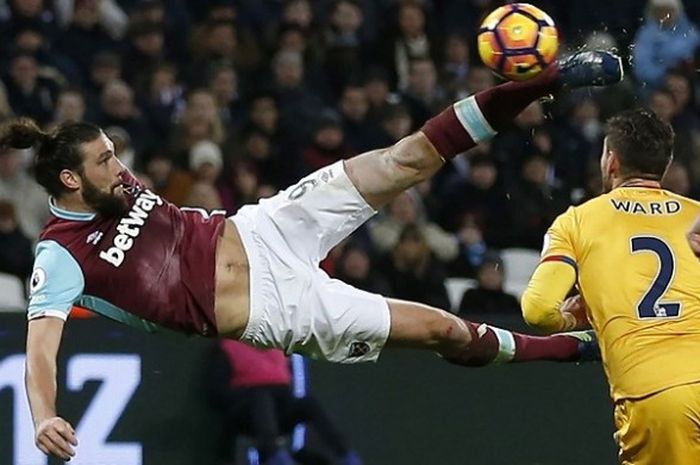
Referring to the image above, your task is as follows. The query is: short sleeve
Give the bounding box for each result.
[27,240,85,321]
[540,206,578,270]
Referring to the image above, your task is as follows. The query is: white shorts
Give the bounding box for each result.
[230,160,392,363]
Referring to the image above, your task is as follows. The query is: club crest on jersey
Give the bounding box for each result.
[99,189,163,267]
[348,341,371,358]
[86,231,104,245]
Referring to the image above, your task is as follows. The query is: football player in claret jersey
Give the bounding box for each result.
[522,109,700,465]
[13,50,622,461]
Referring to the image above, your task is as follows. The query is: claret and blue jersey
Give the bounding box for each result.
[27,177,226,336]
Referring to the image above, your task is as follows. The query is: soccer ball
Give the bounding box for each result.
[477,3,559,81]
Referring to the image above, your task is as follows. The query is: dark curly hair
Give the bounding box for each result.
[0,118,103,198]
[604,109,675,181]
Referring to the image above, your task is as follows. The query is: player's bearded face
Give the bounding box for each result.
[81,173,129,218]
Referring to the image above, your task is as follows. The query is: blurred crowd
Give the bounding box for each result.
[1,0,700,316]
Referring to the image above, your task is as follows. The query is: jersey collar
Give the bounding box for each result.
[49,197,96,221]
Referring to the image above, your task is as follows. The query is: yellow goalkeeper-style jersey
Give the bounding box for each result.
[543,187,700,401]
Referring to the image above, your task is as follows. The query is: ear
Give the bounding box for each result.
[59,169,81,192]
[606,148,621,176]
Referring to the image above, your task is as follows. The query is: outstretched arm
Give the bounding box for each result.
[25,240,85,459]
[26,317,77,461]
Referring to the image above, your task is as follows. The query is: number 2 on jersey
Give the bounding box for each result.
[630,236,681,318]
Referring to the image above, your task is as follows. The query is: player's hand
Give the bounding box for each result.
[689,232,700,258]
[687,214,700,257]
[35,417,78,461]
[688,227,700,259]
[560,294,590,330]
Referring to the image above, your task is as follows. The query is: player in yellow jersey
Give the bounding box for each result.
[521,109,700,465]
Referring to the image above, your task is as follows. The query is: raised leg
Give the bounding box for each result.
[345,51,623,210]
[385,299,596,365]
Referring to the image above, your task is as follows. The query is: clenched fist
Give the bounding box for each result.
[560,294,590,330]
[35,417,78,461]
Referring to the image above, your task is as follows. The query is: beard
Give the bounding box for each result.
[82,176,130,218]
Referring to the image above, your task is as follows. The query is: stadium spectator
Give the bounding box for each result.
[282,0,313,28]
[439,0,499,39]
[3,50,60,125]
[663,161,695,198]
[217,160,261,212]
[143,148,193,206]
[0,200,33,283]
[554,96,603,191]
[130,0,191,68]
[129,0,167,23]
[0,82,14,121]
[54,0,127,40]
[370,189,458,263]
[10,24,80,86]
[323,0,371,98]
[140,63,184,141]
[362,66,393,124]
[122,20,168,90]
[380,224,451,309]
[275,22,331,103]
[169,88,227,167]
[97,80,152,155]
[241,92,301,188]
[0,146,48,240]
[459,66,496,98]
[189,140,224,186]
[184,182,223,211]
[270,49,325,145]
[235,128,279,189]
[338,83,385,153]
[0,0,58,46]
[458,254,521,317]
[378,1,438,91]
[576,160,605,204]
[441,33,471,99]
[666,71,699,130]
[208,340,362,465]
[246,92,279,137]
[334,242,391,295]
[301,111,354,173]
[54,0,118,80]
[190,19,261,82]
[492,100,547,182]
[378,102,413,145]
[83,51,122,116]
[648,87,697,179]
[507,152,569,250]
[400,57,446,127]
[51,88,86,127]
[448,212,489,278]
[438,153,511,247]
[206,62,245,129]
[633,0,700,89]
